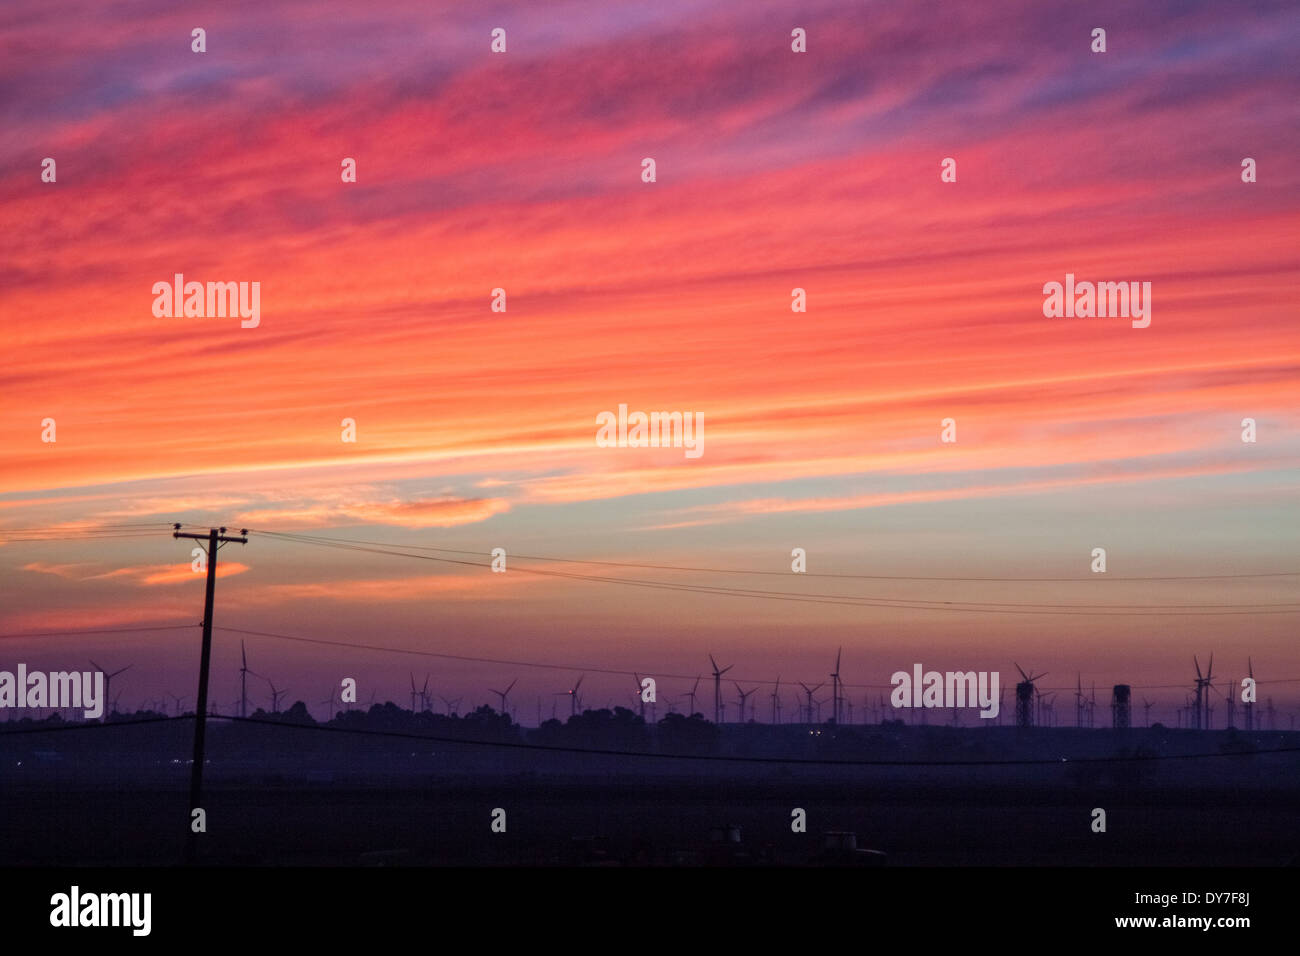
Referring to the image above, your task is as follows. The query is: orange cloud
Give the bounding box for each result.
[233,496,510,529]
[23,561,249,586]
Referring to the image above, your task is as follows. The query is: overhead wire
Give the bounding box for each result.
[2,712,1297,767]
[249,530,1300,617]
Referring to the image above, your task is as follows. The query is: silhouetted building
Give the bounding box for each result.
[1112,684,1131,730]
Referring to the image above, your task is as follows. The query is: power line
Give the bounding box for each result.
[3,620,1285,697]
[251,528,1300,582]
[250,532,1300,616]
[0,716,176,735]
[0,624,199,641]
[0,528,175,535]
[3,712,1297,767]
[0,531,168,542]
[211,623,1300,693]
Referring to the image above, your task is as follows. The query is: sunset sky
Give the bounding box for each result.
[2,0,1298,723]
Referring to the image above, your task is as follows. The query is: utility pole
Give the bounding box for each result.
[174,524,247,863]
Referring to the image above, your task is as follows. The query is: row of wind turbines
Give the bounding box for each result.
[1012,655,1276,730]
[36,646,1284,732]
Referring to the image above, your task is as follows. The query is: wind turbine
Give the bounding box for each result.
[799,681,824,724]
[89,659,131,722]
[814,696,830,723]
[420,675,431,713]
[319,689,336,721]
[265,679,288,714]
[409,673,420,713]
[1193,655,1213,730]
[734,683,756,723]
[1222,678,1236,729]
[633,673,646,720]
[239,641,260,719]
[771,677,782,724]
[440,696,461,716]
[1074,674,1085,728]
[1013,663,1047,728]
[169,694,187,717]
[829,647,843,725]
[1245,658,1255,731]
[684,676,702,718]
[1038,691,1056,727]
[489,678,518,716]
[1142,698,1154,727]
[708,654,733,724]
[561,675,585,717]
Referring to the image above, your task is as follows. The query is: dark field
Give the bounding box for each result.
[4,777,1298,867]
[5,719,1298,866]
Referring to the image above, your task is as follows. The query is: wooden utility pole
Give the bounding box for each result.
[174,524,247,862]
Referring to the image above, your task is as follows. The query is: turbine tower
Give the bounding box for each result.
[1245,658,1255,731]
[830,647,843,725]
[734,683,756,723]
[489,678,518,717]
[563,675,584,717]
[1193,655,1213,730]
[1111,684,1131,730]
[239,641,259,719]
[89,659,131,723]
[1014,663,1046,728]
[264,678,287,714]
[799,681,824,724]
[684,676,701,718]
[708,654,733,724]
